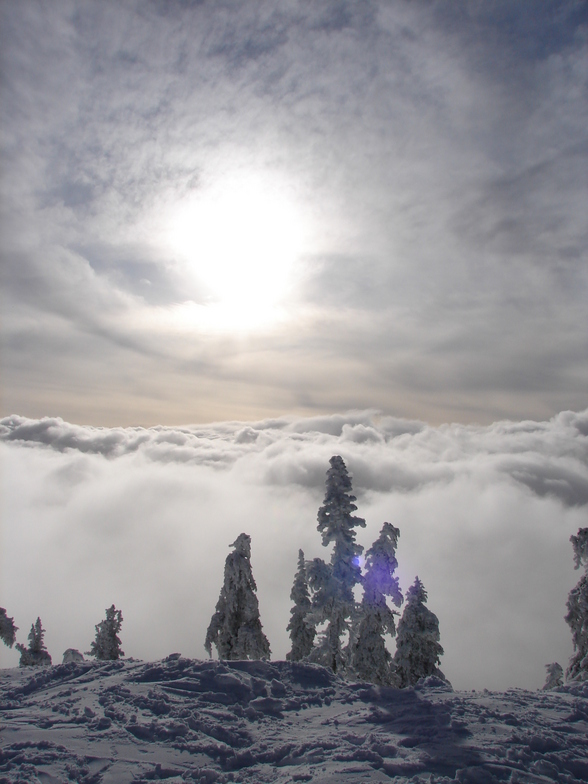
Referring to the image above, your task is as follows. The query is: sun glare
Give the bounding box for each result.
[163,173,309,331]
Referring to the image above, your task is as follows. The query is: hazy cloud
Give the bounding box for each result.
[1,0,586,425]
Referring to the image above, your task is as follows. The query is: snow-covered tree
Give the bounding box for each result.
[565,527,588,681]
[542,662,563,690]
[317,455,366,591]
[0,608,18,648]
[205,533,271,661]
[393,577,444,687]
[307,455,366,673]
[15,617,52,667]
[349,522,403,685]
[286,549,315,661]
[63,648,85,664]
[88,605,124,661]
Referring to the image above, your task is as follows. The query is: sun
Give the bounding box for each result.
[163,172,310,330]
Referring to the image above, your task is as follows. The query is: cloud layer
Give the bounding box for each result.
[2,408,586,689]
[1,0,587,425]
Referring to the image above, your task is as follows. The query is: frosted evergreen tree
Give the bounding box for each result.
[307,455,366,673]
[393,577,444,687]
[88,605,124,660]
[205,533,271,661]
[15,617,52,667]
[349,523,403,685]
[542,662,563,690]
[286,549,315,661]
[63,648,85,664]
[0,608,18,648]
[565,527,588,681]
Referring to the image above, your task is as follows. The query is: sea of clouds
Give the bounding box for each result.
[1,408,587,690]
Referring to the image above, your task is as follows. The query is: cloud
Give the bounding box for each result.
[2,408,587,505]
[1,0,587,425]
[1,408,586,690]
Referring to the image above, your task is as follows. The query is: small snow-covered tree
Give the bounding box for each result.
[349,523,403,685]
[205,533,271,661]
[393,577,444,687]
[63,648,85,664]
[15,617,52,667]
[306,556,341,666]
[565,527,588,681]
[307,455,366,673]
[286,549,315,661]
[0,608,18,648]
[542,662,563,690]
[88,605,124,661]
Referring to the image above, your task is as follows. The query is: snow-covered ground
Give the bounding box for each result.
[1,658,587,783]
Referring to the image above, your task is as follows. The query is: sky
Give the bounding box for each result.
[0,1,587,689]
[1,0,587,426]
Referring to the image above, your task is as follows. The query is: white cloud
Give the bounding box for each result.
[1,408,586,689]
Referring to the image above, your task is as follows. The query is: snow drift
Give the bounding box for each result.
[1,657,587,783]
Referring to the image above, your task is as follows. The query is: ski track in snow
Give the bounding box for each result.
[1,658,587,783]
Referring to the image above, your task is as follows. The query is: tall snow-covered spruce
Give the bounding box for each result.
[205,533,271,661]
[349,522,403,685]
[15,617,52,667]
[307,455,366,673]
[88,605,124,661]
[565,527,588,682]
[286,549,315,661]
[393,577,445,687]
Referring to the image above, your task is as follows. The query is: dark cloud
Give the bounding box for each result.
[428,0,588,62]
[506,459,588,507]
[453,142,588,264]
[300,254,393,311]
[79,244,197,306]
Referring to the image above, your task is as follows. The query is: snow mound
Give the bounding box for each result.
[1,658,587,783]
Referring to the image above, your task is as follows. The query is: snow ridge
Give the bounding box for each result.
[1,657,587,783]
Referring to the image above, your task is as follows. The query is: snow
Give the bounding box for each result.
[1,657,587,783]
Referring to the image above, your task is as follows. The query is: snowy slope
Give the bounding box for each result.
[1,657,587,783]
